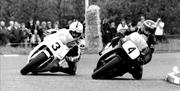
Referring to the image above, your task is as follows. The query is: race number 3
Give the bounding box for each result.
[52,42,61,51]
[128,47,136,54]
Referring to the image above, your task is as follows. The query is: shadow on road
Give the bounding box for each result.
[24,72,71,76]
[93,77,135,80]
[94,77,166,81]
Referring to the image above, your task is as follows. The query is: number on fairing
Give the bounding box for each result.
[122,41,140,60]
[52,42,61,51]
[128,47,136,54]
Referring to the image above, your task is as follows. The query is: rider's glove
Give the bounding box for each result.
[140,47,153,65]
[66,56,80,63]
[67,41,78,48]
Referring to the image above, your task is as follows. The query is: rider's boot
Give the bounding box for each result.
[50,61,77,75]
[66,61,77,75]
[129,65,143,80]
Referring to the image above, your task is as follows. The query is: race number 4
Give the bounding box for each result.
[52,42,61,51]
[128,47,136,54]
[122,41,140,60]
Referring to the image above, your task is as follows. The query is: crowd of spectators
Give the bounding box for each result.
[0,18,80,47]
[101,16,165,46]
[0,16,165,48]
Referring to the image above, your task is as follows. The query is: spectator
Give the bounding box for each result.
[47,21,52,29]
[137,15,146,32]
[41,21,47,32]
[109,21,117,39]
[29,20,41,47]
[20,23,31,47]
[35,20,42,42]
[26,18,35,47]
[7,21,14,32]
[127,21,136,35]
[10,21,22,47]
[35,20,41,32]
[0,21,7,30]
[0,21,9,46]
[41,21,47,40]
[101,18,111,46]
[26,18,35,35]
[117,19,128,37]
[53,21,59,30]
[155,18,165,43]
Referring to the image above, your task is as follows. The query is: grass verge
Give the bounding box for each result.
[0,38,180,55]
[0,46,32,55]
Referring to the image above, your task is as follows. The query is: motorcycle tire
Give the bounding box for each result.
[92,55,120,79]
[20,52,48,75]
[131,65,143,80]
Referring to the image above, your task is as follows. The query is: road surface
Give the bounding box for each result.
[0,53,180,91]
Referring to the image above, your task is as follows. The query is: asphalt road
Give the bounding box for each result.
[0,53,180,91]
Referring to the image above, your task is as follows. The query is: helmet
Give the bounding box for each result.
[69,21,83,34]
[69,21,83,38]
[144,20,156,29]
[141,20,156,36]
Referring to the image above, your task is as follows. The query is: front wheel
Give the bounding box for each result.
[92,55,121,79]
[20,52,48,75]
[130,65,143,80]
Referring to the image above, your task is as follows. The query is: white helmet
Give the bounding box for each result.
[143,20,156,29]
[141,20,156,36]
[69,21,83,34]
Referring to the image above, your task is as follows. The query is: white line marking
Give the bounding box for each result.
[3,54,19,57]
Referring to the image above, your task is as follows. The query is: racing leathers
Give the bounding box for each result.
[123,32,153,65]
[49,28,83,75]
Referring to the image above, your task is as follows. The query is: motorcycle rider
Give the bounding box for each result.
[123,20,156,65]
[98,20,156,79]
[49,21,84,75]
[121,20,156,78]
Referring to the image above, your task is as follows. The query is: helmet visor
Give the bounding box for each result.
[70,30,82,39]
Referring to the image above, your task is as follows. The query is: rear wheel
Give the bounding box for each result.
[20,52,48,75]
[92,55,121,79]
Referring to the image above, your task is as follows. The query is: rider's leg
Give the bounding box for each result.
[129,64,143,80]
[50,60,77,75]
[64,60,77,75]
[50,46,80,75]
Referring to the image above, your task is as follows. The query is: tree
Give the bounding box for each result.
[0,0,180,34]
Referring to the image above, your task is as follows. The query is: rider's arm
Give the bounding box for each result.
[140,47,153,65]
[66,46,81,62]
[123,32,148,51]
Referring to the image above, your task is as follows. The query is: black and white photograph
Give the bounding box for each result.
[0,0,180,91]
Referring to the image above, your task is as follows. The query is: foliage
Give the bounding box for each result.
[0,0,180,34]
[0,46,32,54]
[0,0,85,25]
[93,0,180,34]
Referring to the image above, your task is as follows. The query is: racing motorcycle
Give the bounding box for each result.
[20,33,85,75]
[92,36,144,80]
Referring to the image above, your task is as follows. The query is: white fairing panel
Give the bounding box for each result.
[28,34,70,63]
[101,43,112,55]
[127,32,148,51]
[44,34,70,59]
[27,42,45,63]
[122,40,140,60]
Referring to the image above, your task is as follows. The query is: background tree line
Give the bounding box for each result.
[0,0,180,34]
